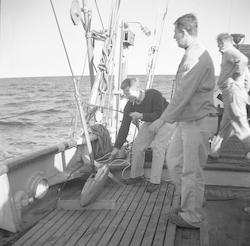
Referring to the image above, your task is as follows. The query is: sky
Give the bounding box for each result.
[0,0,250,78]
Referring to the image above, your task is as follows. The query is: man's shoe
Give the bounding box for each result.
[207,155,219,162]
[124,176,144,185]
[168,212,199,229]
[146,183,159,192]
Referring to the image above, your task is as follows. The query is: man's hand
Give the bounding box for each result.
[129,112,143,121]
[149,119,165,135]
[110,147,119,159]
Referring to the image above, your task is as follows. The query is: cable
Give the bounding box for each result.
[53,163,84,210]
[49,0,75,78]
[94,0,104,30]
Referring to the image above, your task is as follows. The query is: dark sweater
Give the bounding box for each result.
[114,89,168,149]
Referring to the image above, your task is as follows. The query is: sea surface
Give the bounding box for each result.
[0,75,175,163]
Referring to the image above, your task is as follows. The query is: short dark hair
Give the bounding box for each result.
[174,13,198,36]
[120,77,140,90]
[216,33,233,43]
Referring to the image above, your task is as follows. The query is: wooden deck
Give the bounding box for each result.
[204,185,250,246]
[10,179,195,246]
[2,176,250,246]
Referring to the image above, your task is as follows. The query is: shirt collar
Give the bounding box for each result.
[221,46,235,54]
[135,90,145,104]
[185,39,199,53]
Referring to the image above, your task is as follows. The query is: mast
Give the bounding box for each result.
[111,21,135,142]
[82,0,95,88]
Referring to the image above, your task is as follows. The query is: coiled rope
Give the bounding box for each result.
[96,152,131,180]
[90,123,113,159]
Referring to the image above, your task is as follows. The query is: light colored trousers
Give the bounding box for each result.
[131,122,176,184]
[167,115,218,228]
[210,84,250,157]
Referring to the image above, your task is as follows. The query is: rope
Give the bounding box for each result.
[88,0,121,109]
[95,120,138,180]
[98,154,131,180]
[94,0,105,30]
[145,0,170,89]
[90,124,113,159]
[49,0,75,78]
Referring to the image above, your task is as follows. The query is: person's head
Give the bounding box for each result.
[216,33,234,53]
[173,13,198,49]
[120,77,140,103]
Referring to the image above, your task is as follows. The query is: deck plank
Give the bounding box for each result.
[200,209,209,246]
[152,183,174,246]
[13,179,115,246]
[33,210,76,246]
[74,182,133,246]
[75,183,138,246]
[141,182,170,246]
[107,181,148,246]
[47,180,117,246]
[12,180,196,246]
[164,187,180,246]
[129,183,163,246]
[12,178,250,246]
[13,209,60,246]
[12,183,83,246]
[63,180,124,246]
[205,186,250,246]
[94,183,142,246]
[117,182,151,246]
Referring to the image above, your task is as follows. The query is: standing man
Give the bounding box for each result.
[149,13,218,228]
[208,33,250,161]
[110,77,175,192]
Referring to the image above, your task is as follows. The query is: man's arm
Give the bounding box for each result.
[228,49,249,81]
[113,103,132,149]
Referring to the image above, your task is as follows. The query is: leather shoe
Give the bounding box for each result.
[146,183,159,192]
[168,212,199,229]
[124,175,144,185]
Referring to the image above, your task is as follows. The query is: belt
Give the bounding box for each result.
[207,113,217,117]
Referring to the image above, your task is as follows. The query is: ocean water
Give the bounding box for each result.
[0,75,175,163]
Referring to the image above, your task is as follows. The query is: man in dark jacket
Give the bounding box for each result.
[111,77,176,192]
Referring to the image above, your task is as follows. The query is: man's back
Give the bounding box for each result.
[218,47,249,91]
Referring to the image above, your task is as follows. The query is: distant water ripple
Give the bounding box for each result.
[0,75,175,163]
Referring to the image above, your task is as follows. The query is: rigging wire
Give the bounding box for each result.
[49,0,75,78]
[53,163,84,210]
[145,0,170,89]
[71,52,89,138]
[94,0,104,30]
[0,96,131,122]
